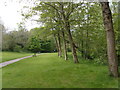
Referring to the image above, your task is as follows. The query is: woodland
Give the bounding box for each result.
[1,1,120,82]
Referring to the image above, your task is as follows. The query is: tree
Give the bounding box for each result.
[100,1,119,77]
[28,27,56,53]
[29,36,40,56]
[62,29,68,60]
[111,2,120,66]
[42,2,80,63]
[32,2,67,59]
[0,18,5,51]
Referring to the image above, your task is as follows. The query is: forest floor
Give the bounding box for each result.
[2,53,119,88]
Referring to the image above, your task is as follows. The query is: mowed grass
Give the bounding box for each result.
[1,52,32,63]
[2,53,119,88]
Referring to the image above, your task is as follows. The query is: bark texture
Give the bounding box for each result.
[65,21,79,63]
[57,33,62,57]
[101,2,119,77]
[60,3,79,63]
[62,30,68,60]
[54,34,59,56]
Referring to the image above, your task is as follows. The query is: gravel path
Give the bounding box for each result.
[0,55,32,68]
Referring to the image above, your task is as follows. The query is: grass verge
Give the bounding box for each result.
[2,53,119,88]
[1,52,32,63]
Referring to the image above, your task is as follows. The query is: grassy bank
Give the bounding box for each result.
[1,52,32,63]
[2,53,119,88]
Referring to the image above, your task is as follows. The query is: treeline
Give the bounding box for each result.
[23,1,119,77]
[2,25,56,53]
[2,1,120,77]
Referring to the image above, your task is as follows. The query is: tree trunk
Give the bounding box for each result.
[85,28,88,59]
[54,34,59,56]
[100,2,119,77]
[65,21,79,63]
[85,13,90,60]
[81,34,84,58]
[59,3,78,63]
[62,30,68,60]
[57,32,62,57]
[78,24,84,58]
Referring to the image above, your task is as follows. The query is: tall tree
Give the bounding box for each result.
[57,31,62,57]
[100,1,119,77]
[33,2,79,62]
[62,29,68,60]
[58,2,79,63]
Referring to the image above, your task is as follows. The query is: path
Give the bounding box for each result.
[0,55,33,68]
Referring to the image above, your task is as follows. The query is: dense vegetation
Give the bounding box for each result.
[2,25,56,53]
[1,1,120,77]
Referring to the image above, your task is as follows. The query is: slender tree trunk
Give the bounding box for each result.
[59,3,78,63]
[100,2,119,77]
[65,21,79,63]
[57,32,62,57]
[78,25,84,58]
[85,13,90,59]
[117,1,120,66]
[54,34,59,56]
[81,36,84,58]
[62,30,68,60]
[85,27,89,59]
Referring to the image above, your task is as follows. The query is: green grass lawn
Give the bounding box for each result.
[0,52,32,63]
[2,53,119,88]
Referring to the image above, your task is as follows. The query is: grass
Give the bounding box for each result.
[2,53,119,88]
[0,52,32,63]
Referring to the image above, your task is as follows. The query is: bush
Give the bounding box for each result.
[13,45,22,52]
[94,56,107,65]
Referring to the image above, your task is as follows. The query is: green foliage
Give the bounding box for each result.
[3,2,119,65]
[93,58,107,65]
[2,23,29,52]
[28,36,40,53]
[111,2,120,65]
[71,3,107,62]
[40,40,53,53]
[26,2,118,64]
[13,45,22,52]
[28,35,55,53]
